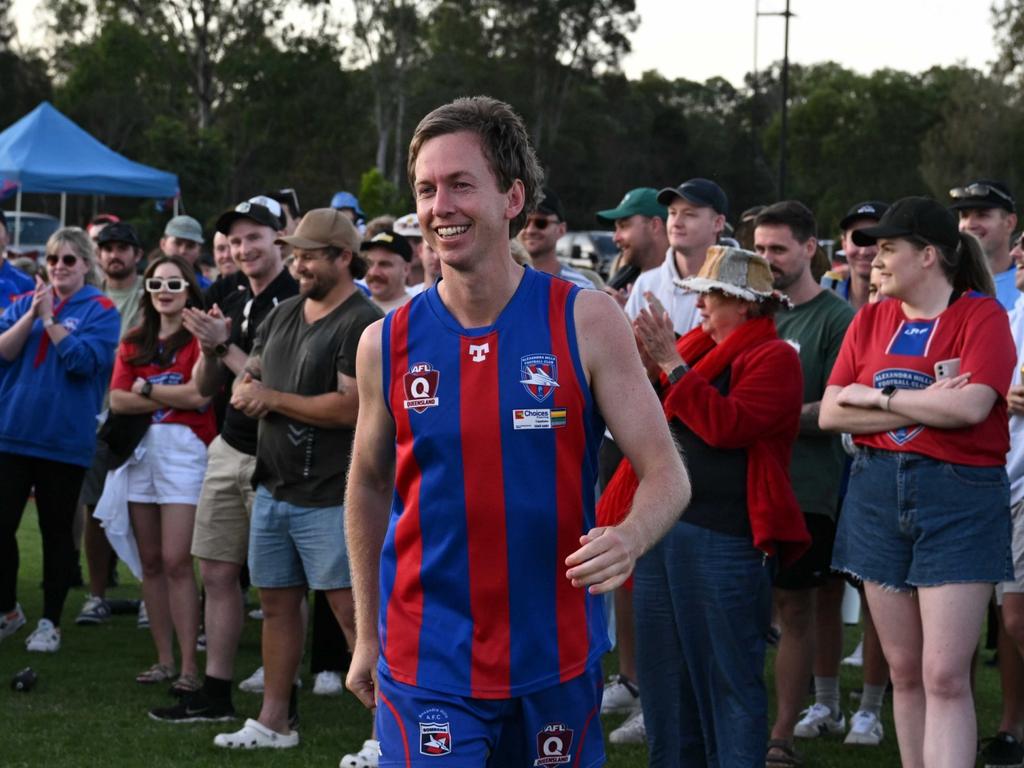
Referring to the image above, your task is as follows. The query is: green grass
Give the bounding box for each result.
[2,505,1004,766]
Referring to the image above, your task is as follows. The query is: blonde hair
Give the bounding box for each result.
[47,227,100,286]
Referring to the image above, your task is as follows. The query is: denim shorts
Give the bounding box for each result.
[248,485,351,590]
[832,448,1012,591]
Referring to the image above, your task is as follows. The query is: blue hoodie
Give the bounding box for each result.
[0,284,121,467]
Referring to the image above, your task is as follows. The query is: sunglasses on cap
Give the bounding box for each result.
[949,183,1015,206]
[145,277,188,293]
[46,253,80,267]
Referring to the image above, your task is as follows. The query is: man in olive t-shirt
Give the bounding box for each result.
[213,208,382,749]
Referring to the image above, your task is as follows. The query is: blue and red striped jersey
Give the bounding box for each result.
[378,267,608,699]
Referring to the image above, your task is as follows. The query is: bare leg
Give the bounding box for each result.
[160,503,200,678]
[770,587,815,741]
[199,558,244,680]
[130,502,174,669]
[861,597,890,687]
[999,593,1024,740]
[257,586,305,734]
[323,587,357,652]
[919,583,992,768]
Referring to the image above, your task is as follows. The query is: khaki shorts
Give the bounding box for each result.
[191,435,257,564]
[997,498,1024,603]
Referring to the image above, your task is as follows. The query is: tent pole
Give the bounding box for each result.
[174,198,179,216]
[14,186,22,247]
[60,193,66,226]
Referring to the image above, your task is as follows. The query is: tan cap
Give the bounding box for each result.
[277,208,362,253]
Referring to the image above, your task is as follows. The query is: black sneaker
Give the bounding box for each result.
[980,732,1024,768]
[149,692,237,723]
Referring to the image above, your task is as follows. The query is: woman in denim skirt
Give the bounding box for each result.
[821,197,1015,768]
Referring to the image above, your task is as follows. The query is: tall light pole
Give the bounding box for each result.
[754,0,794,200]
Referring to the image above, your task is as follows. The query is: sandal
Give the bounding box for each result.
[170,672,201,697]
[136,663,176,684]
[766,739,802,767]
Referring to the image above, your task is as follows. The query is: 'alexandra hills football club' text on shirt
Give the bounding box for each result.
[379,268,607,699]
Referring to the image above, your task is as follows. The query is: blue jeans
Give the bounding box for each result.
[634,520,773,768]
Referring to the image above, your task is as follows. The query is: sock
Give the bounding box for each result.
[203,674,232,701]
[814,676,840,718]
[860,683,886,717]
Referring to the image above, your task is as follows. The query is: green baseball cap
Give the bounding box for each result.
[596,187,667,224]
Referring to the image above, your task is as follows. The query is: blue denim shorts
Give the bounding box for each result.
[248,485,351,590]
[832,449,1012,591]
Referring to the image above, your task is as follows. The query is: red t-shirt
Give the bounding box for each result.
[110,336,217,445]
[828,292,1014,466]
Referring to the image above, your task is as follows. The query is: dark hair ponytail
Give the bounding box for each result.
[933,231,995,297]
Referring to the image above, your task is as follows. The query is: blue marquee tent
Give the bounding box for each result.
[0,101,178,198]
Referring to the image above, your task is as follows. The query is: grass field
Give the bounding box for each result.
[2,505,1005,767]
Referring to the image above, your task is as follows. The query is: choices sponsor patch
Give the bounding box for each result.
[513,408,567,430]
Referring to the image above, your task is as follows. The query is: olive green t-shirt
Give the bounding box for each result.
[774,289,855,520]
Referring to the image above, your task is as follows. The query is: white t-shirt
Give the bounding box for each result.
[623,248,701,332]
[1006,295,1024,505]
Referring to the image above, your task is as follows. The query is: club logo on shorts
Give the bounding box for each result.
[404,362,440,413]
[418,707,452,756]
[520,354,559,402]
[534,723,574,766]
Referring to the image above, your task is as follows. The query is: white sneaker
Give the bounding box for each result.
[794,703,846,738]
[25,618,61,652]
[609,710,646,745]
[842,639,864,667]
[340,739,381,768]
[314,670,344,696]
[214,718,298,749]
[239,666,302,693]
[137,601,149,629]
[601,674,641,714]
[844,710,883,746]
[0,603,26,641]
[248,608,264,620]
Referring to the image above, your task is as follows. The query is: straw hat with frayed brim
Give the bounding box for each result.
[675,245,792,307]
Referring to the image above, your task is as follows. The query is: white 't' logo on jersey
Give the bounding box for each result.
[469,343,490,363]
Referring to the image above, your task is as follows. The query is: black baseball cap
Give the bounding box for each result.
[851,197,958,250]
[657,178,728,217]
[536,188,566,222]
[360,230,413,262]
[96,221,142,249]
[948,179,1015,213]
[839,201,889,232]
[216,199,283,235]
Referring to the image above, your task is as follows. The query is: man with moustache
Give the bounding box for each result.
[212,208,381,748]
[150,197,298,723]
[362,230,415,312]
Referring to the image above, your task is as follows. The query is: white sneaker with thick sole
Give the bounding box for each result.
[842,639,864,667]
[844,710,883,746]
[794,703,846,738]
[340,739,381,768]
[214,718,298,749]
[238,666,302,693]
[25,618,61,652]
[601,674,640,714]
[609,710,646,745]
[0,603,26,641]
[314,670,344,696]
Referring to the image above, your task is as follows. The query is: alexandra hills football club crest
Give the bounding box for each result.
[520,353,559,403]
[418,707,452,756]
[404,362,440,413]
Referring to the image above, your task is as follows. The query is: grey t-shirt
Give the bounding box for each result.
[251,289,382,506]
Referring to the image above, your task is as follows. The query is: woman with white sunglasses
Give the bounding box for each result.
[109,254,215,697]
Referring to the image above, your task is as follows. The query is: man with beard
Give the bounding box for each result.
[517,188,596,288]
[212,208,381,748]
[754,201,854,764]
[150,197,297,723]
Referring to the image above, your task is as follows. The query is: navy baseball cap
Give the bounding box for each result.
[657,178,728,217]
[536,188,566,222]
[839,201,889,232]
[96,221,143,249]
[851,197,958,250]
[360,230,413,262]
[948,179,1015,213]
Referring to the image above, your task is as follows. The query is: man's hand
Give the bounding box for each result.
[183,304,231,355]
[1009,383,1024,417]
[230,372,274,418]
[346,641,380,710]
[564,525,640,594]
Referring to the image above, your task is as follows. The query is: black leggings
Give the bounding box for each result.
[0,452,87,626]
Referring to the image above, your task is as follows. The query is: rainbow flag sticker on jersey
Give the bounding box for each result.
[550,408,567,427]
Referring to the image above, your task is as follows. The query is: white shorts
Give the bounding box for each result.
[997,498,1024,604]
[126,423,209,506]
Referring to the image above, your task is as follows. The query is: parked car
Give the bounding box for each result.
[3,212,61,262]
[556,230,618,278]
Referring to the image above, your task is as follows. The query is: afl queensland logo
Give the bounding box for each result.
[403,362,440,413]
[520,353,559,403]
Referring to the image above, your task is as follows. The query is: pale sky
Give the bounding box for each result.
[623,0,998,84]
[12,0,1001,84]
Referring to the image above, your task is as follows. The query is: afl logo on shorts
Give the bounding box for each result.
[404,362,440,413]
[534,723,573,766]
[520,354,559,403]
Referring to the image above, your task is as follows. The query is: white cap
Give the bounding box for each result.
[393,213,421,238]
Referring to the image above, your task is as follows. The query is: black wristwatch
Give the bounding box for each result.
[140,381,153,398]
[667,361,691,384]
[213,342,229,358]
[880,385,897,411]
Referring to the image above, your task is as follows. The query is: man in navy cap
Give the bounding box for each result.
[517,187,596,288]
[821,201,889,311]
[950,179,1018,310]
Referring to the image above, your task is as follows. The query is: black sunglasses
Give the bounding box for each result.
[526,216,559,231]
[46,253,80,267]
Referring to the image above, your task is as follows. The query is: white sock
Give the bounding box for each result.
[860,683,886,717]
[814,675,840,718]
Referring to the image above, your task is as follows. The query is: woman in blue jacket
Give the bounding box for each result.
[0,227,120,652]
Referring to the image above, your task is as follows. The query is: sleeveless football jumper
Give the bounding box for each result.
[379,267,608,699]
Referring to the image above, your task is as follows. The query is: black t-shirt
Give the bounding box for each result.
[204,269,299,455]
[250,289,382,506]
